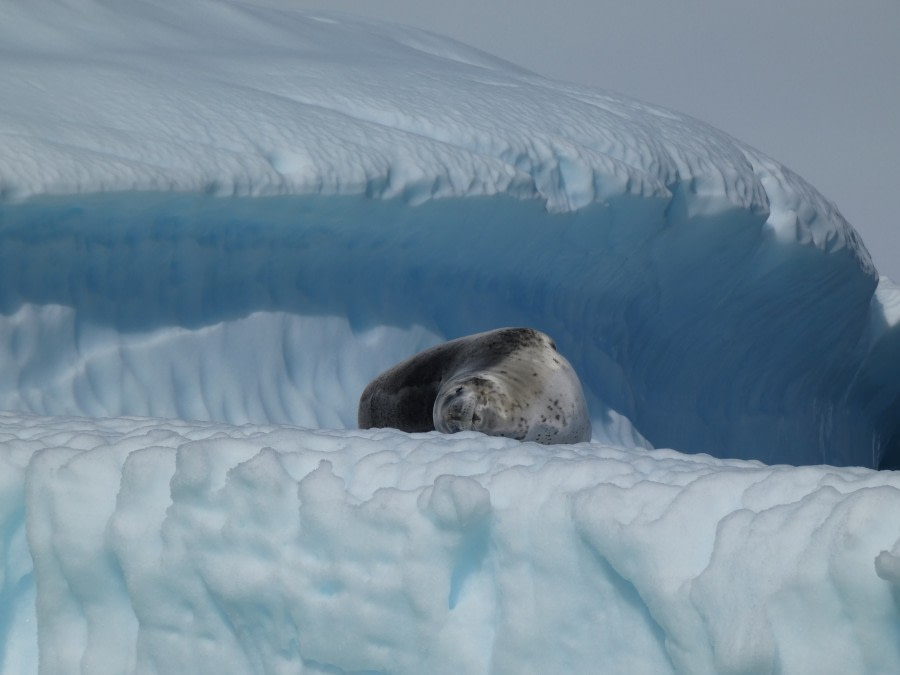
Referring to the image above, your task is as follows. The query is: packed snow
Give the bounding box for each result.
[1,0,899,673]
[4,412,900,674]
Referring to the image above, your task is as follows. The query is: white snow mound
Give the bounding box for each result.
[3,412,900,674]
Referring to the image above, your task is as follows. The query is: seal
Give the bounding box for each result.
[358,327,592,444]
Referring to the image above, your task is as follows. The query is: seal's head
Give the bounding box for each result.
[433,375,510,435]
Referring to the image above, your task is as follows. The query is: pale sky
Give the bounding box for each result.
[289,0,899,281]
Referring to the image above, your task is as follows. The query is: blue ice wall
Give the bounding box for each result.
[1,190,896,467]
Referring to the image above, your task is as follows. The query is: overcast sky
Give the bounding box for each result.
[289,0,899,281]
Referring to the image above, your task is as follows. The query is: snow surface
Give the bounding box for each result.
[1,0,900,672]
[2,412,900,675]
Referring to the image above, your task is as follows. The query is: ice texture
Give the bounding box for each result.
[1,1,900,673]
[3,412,900,675]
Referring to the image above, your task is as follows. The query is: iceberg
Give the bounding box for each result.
[0,1,898,672]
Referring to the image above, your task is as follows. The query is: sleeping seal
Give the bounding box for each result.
[358,327,591,444]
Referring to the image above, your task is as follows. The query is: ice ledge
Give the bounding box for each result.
[0,2,872,269]
[2,412,900,673]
